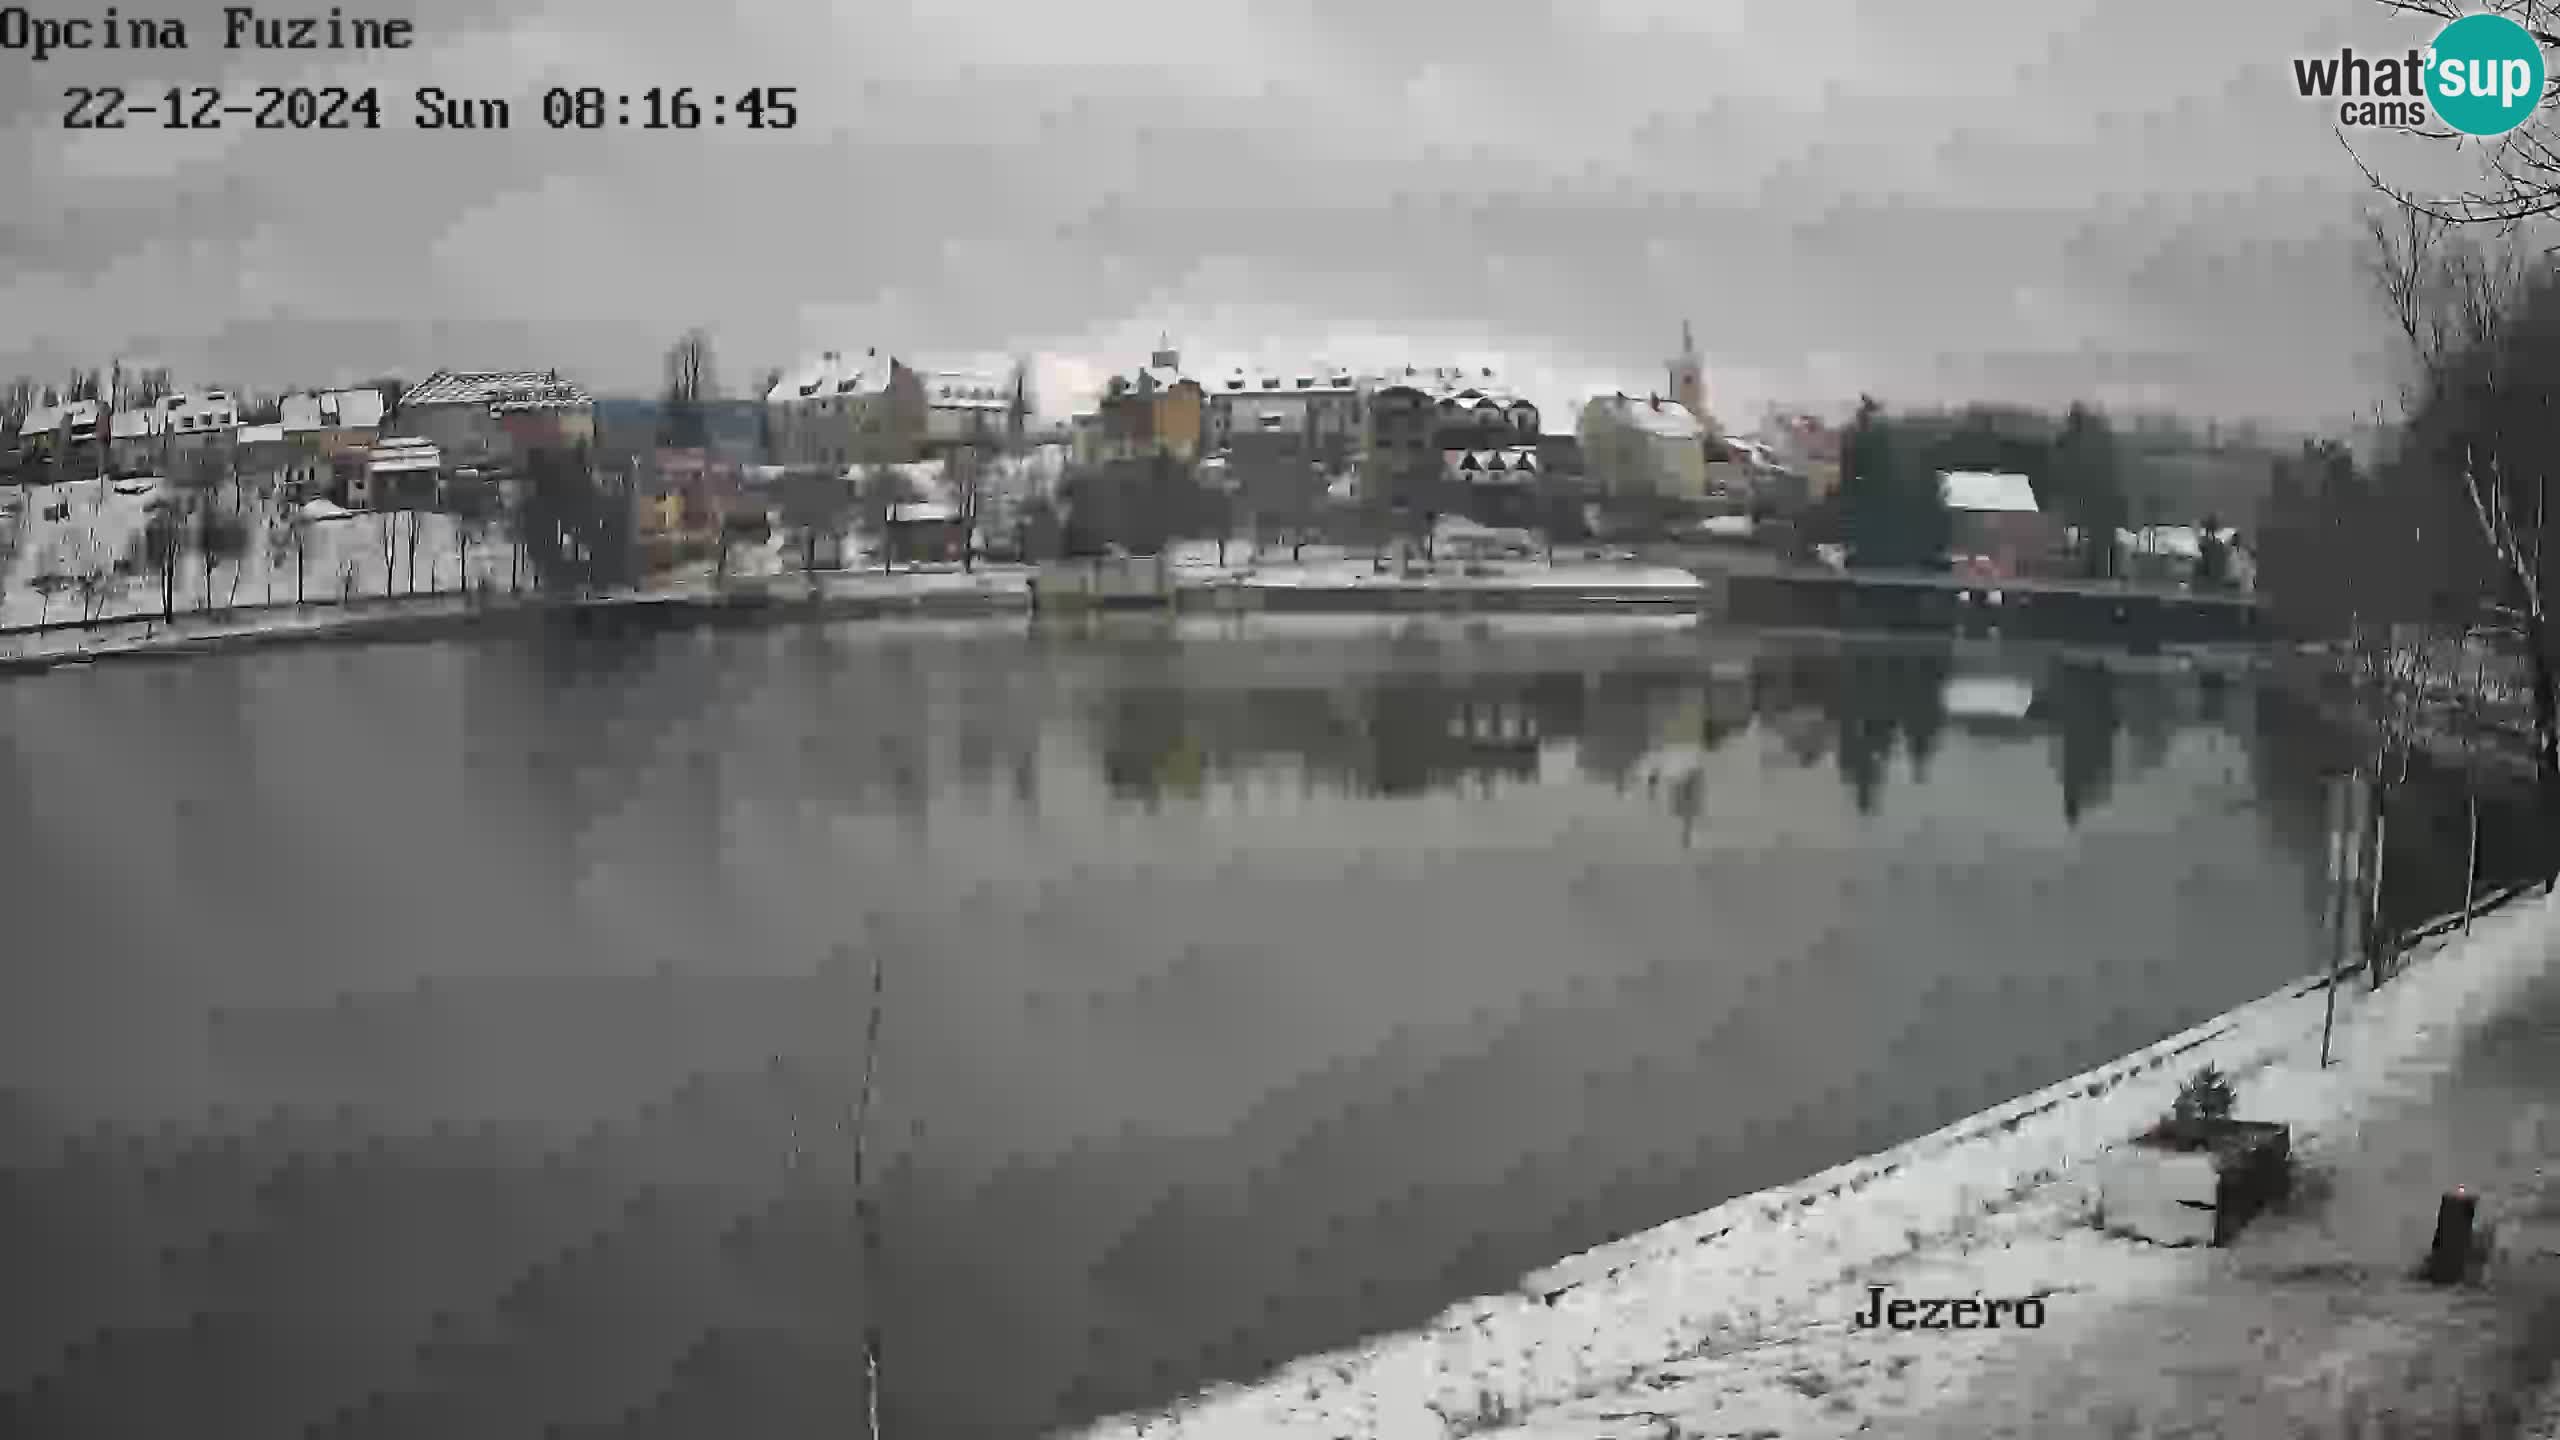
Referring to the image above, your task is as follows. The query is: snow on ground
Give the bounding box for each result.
[1158,540,1702,593]
[1066,889,2560,1440]
[1237,560,1702,592]
[0,477,513,633]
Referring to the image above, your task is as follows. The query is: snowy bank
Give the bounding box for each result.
[1066,887,2560,1440]
[1226,560,1703,593]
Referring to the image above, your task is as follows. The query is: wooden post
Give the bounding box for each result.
[2425,1187,2480,1285]
[2321,771,2347,1069]
[2466,646,2486,936]
[2362,631,2395,990]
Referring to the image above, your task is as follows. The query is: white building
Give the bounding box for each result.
[919,366,1012,452]
[281,388,387,435]
[766,347,909,469]
[346,436,442,509]
[1202,364,1366,454]
[1578,392,1708,499]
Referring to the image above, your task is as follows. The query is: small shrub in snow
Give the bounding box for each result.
[2171,1065,2237,1125]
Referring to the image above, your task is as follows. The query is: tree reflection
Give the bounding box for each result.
[2048,658,2121,824]
[1825,647,1954,815]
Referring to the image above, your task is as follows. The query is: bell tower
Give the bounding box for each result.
[1668,319,1709,426]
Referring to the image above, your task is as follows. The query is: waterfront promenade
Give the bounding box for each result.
[1068,886,2560,1440]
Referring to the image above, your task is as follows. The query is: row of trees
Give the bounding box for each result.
[1829,397,2141,574]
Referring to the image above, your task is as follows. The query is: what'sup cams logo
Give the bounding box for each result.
[2294,10,2548,136]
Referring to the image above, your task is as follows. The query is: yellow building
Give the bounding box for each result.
[1098,341,1204,461]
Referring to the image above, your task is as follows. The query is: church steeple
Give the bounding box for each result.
[1669,319,1708,426]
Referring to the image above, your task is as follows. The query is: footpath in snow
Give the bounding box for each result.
[1067,887,2560,1440]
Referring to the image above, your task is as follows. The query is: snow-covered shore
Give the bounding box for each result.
[1065,886,2560,1440]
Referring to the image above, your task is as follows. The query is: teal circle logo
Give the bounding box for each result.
[2428,13,2546,137]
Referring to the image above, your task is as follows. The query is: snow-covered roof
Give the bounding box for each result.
[772,349,897,404]
[110,409,166,440]
[300,498,356,521]
[1940,471,2039,514]
[235,422,286,446]
[282,388,386,432]
[161,389,236,423]
[1588,394,1705,440]
[400,370,590,410]
[19,399,102,436]
[892,500,960,523]
[1210,366,1361,395]
[924,369,1010,410]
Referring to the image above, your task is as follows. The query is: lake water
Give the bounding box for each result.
[0,615,2535,1438]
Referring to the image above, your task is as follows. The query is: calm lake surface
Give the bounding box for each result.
[0,615,2535,1439]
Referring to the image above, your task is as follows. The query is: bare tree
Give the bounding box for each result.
[446,472,496,599]
[66,526,121,623]
[0,375,36,441]
[2366,201,2560,816]
[662,329,718,451]
[117,366,173,410]
[949,422,992,574]
[1006,357,1035,455]
[2349,0,2560,225]
[378,508,397,603]
[856,463,917,574]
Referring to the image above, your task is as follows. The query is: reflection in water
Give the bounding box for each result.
[1,620,2540,1440]
[1084,640,2183,830]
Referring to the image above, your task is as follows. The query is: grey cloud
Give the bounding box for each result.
[0,0,2429,426]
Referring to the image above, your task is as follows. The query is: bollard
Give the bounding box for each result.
[2424,1187,2479,1284]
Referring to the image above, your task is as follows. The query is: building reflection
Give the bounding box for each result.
[1078,638,2225,828]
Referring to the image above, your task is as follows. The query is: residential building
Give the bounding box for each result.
[19,399,104,474]
[1941,470,2058,579]
[108,407,168,476]
[766,349,926,469]
[636,448,742,559]
[919,366,1012,455]
[1069,411,1106,467]
[280,388,384,454]
[1095,342,1205,461]
[1761,410,1845,501]
[882,499,967,565]
[1357,367,1546,528]
[1202,363,1366,459]
[233,422,294,491]
[341,436,443,510]
[157,390,241,472]
[1578,392,1709,501]
[391,370,594,468]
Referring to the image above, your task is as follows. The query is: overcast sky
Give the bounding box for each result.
[0,0,2487,429]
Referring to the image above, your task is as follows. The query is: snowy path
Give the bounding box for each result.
[1066,890,2560,1440]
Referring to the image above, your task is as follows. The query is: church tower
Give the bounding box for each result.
[1668,319,1709,427]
